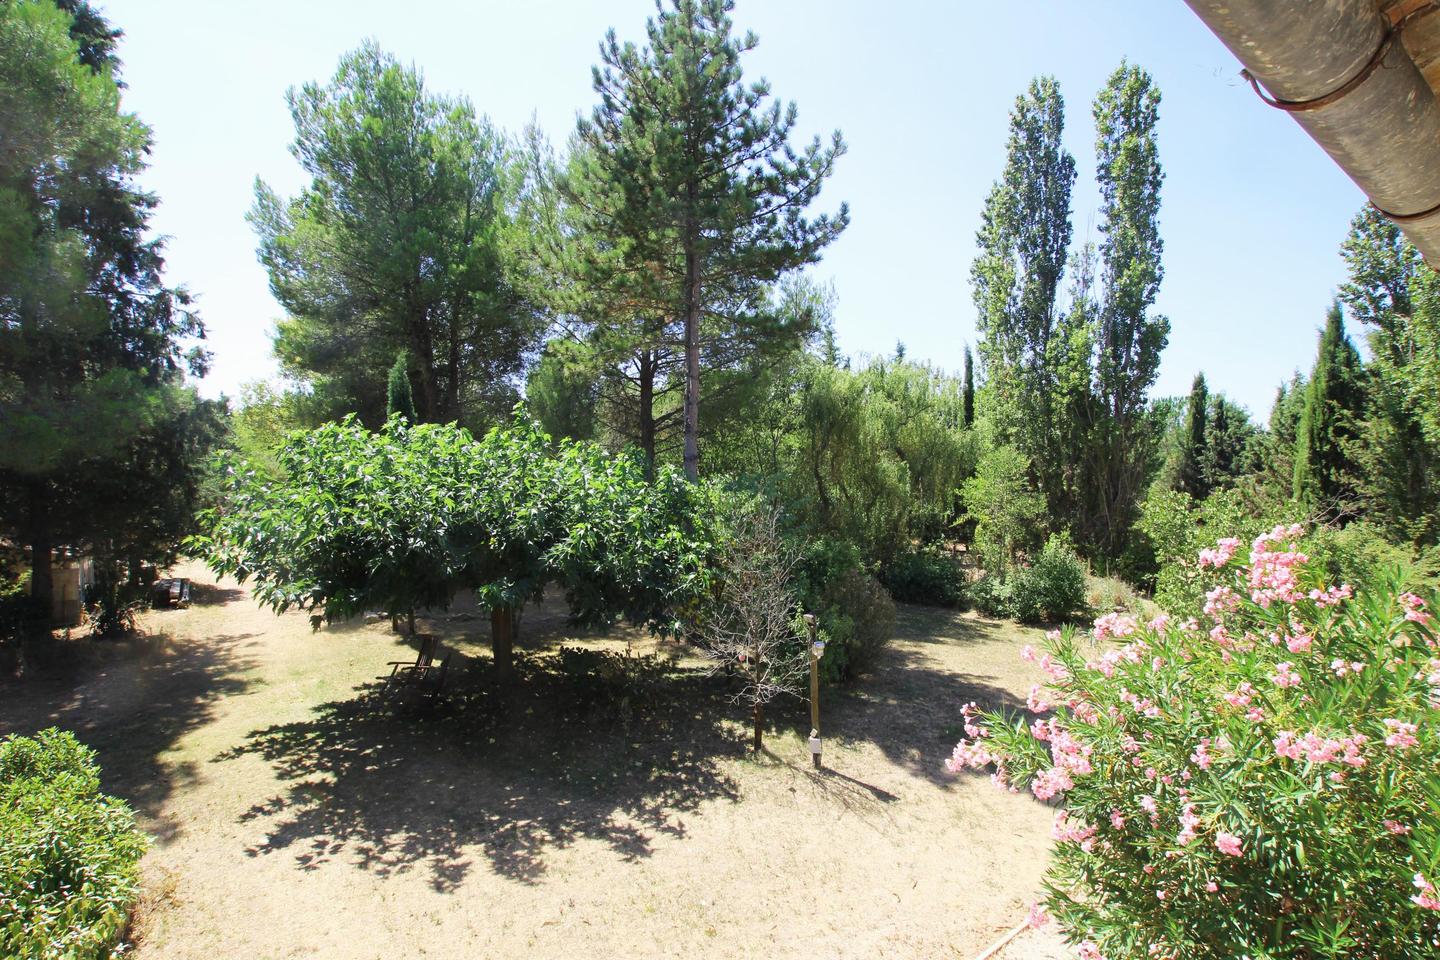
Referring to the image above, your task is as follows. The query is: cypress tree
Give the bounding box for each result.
[1294,301,1365,511]
[962,345,976,428]
[386,350,416,424]
[1177,372,1209,498]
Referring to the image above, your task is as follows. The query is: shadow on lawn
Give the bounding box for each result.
[0,630,259,839]
[216,654,745,890]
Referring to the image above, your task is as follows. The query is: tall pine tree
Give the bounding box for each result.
[567,0,848,478]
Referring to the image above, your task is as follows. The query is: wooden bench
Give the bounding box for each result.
[380,634,452,702]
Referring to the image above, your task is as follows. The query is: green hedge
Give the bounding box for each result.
[1,729,148,960]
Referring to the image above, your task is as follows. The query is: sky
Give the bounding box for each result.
[100,0,1368,417]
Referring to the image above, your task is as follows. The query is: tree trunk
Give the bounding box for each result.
[490,605,514,678]
[407,608,416,636]
[682,235,702,481]
[28,526,53,628]
[638,350,656,477]
[752,701,763,752]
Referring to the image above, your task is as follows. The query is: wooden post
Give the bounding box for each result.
[805,613,821,769]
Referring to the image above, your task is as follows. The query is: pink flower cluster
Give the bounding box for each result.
[1052,811,1097,852]
[1214,832,1244,857]
[1197,537,1240,569]
[1383,718,1419,750]
[1413,874,1440,911]
[1093,612,1137,642]
[1401,592,1435,627]
[1308,584,1352,608]
[1203,585,1240,618]
[1271,661,1301,688]
[1272,730,1367,768]
[1247,524,1308,608]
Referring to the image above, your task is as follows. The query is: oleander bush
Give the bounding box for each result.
[1,728,148,960]
[947,524,1440,959]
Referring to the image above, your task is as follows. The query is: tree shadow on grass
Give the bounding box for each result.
[215,652,744,890]
[0,630,259,840]
[810,606,1033,789]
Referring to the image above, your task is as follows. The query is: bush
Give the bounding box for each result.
[948,525,1440,958]
[551,646,670,727]
[1,728,148,960]
[1008,536,1088,624]
[83,575,146,638]
[879,546,967,608]
[794,538,896,682]
[965,574,1014,619]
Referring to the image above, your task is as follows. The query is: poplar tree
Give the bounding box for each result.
[971,75,1076,473]
[1082,62,1169,558]
[1293,302,1365,514]
[567,0,848,479]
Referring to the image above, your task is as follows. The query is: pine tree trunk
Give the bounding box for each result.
[682,234,701,481]
[490,605,514,678]
[639,351,657,478]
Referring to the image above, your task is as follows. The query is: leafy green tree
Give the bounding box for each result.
[525,343,598,443]
[1176,373,1210,498]
[1293,303,1367,515]
[385,351,416,424]
[563,0,848,479]
[0,0,212,624]
[196,413,720,678]
[971,75,1077,510]
[1202,394,1256,492]
[961,445,1045,579]
[1339,208,1440,546]
[1078,62,1169,559]
[252,43,544,429]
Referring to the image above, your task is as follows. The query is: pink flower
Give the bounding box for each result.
[1026,684,1052,713]
[1093,612,1137,642]
[1214,832,1244,857]
[1031,766,1074,801]
[1110,809,1126,830]
[1384,819,1411,835]
[1284,631,1313,654]
[1076,941,1107,960]
[1205,880,1219,893]
[1309,584,1352,608]
[1027,902,1050,929]
[1401,592,1434,626]
[1139,794,1158,816]
[1222,682,1255,709]
[1190,738,1214,770]
[1383,718,1419,750]
[1197,537,1240,569]
[1413,874,1440,911]
[945,738,994,773]
[1271,661,1301,688]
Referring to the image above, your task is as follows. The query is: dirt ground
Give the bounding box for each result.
[0,560,1068,960]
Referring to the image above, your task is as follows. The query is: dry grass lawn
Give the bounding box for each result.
[1,561,1069,959]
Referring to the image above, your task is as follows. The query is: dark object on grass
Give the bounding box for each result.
[380,634,451,702]
[150,578,191,609]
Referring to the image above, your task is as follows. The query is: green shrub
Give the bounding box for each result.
[1,729,148,960]
[878,546,967,608]
[794,539,896,682]
[1008,536,1088,624]
[965,575,1014,619]
[1305,521,1418,592]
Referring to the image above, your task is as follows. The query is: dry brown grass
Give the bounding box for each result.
[0,562,1065,960]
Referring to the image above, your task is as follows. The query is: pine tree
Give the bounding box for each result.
[385,351,416,424]
[0,0,216,624]
[568,0,848,479]
[1177,373,1209,498]
[1294,301,1366,515]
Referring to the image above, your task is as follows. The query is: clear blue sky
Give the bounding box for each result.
[103,0,1367,416]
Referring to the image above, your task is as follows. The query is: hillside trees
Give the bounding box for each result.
[252,44,545,429]
[557,0,848,479]
[0,0,217,624]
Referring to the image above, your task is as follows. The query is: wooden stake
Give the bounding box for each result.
[805,613,820,769]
